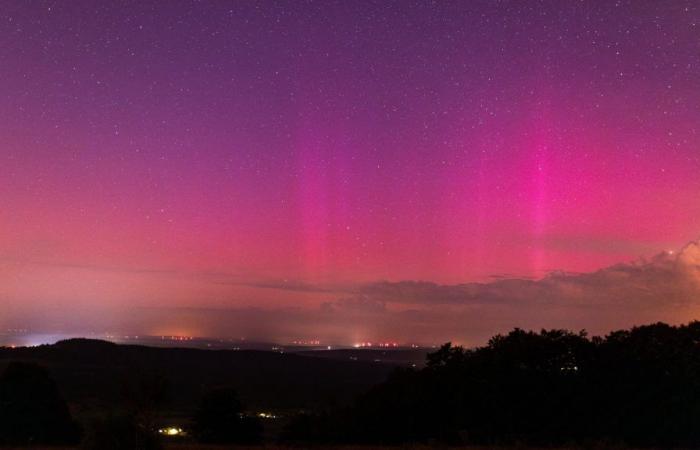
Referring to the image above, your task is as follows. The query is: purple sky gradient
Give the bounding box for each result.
[1,1,699,344]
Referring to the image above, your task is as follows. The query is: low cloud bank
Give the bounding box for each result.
[3,240,700,345]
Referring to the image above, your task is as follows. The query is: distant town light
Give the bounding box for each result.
[158,427,184,436]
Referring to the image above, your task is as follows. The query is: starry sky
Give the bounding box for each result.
[1,1,699,344]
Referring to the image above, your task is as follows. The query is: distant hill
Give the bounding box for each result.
[0,339,397,416]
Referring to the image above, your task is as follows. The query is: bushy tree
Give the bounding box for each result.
[80,365,168,450]
[283,322,700,447]
[0,362,80,445]
[191,387,262,444]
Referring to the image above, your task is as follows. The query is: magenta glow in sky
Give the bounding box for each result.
[1,1,699,344]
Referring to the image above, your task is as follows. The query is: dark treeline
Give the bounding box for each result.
[284,322,700,447]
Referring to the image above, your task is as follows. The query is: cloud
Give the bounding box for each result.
[237,240,700,314]
[298,239,700,342]
[343,240,700,311]
[4,239,700,346]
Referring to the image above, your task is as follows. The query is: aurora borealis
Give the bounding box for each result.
[1,1,699,344]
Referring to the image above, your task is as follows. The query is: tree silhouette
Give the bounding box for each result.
[80,363,169,449]
[0,361,79,445]
[191,387,262,444]
[284,322,700,447]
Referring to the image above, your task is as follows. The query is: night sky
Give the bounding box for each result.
[1,1,699,345]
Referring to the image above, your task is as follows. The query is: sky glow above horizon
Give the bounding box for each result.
[1,1,699,344]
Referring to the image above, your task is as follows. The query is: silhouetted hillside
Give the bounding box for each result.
[8,323,700,447]
[0,339,394,414]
